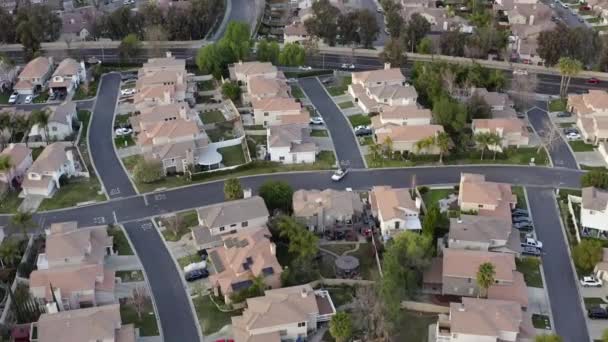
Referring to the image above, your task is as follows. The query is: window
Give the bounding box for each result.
[298,322,306,327]
[394,221,400,229]
[264,112,269,116]
[230,223,237,228]
[279,156,285,161]
[478,204,483,208]
[242,221,248,227]
[219,226,225,232]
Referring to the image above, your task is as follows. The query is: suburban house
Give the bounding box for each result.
[231,61,279,85]
[28,304,136,342]
[471,118,529,151]
[246,76,290,102]
[579,187,608,233]
[192,196,270,249]
[134,54,191,111]
[434,298,535,342]
[29,102,77,142]
[14,57,54,95]
[403,7,473,33]
[0,144,32,189]
[424,249,528,308]
[370,186,422,240]
[371,105,432,131]
[569,90,608,144]
[48,58,85,95]
[283,21,309,43]
[292,189,364,233]
[231,284,336,342]
[374,124,445,154]
[21,142,79,197]
[30,221,115,311]
[348,65,418,113]
[252,97,308,126]
[60,7,100,42]
[458,173,516,219]
[447,215,521,254]
[470,88,516,118]
[267,123,316,164]
[136,119,205,151]
[208,227,283,303]
[595,248,608,282]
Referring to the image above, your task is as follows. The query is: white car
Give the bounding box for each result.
[513,69,528,76]
[310,116,324,125]
[299,66,312,70]
[24,95,33,104]
[121,88,135,96]
[8,93,17,104]
[581,276,603,287]
[331,168,349,181]
[115,128,133,136]
[521,237,543,250]
[566,132,581,140]
[341,63,355,70]
[354,125,370,131]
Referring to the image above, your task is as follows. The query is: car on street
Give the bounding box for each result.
[214,339,235,342]
[587,77,601,85]
[556,111,572,118]
[299,66,312,71]
[513,69,528,75]
[581,5,591,10]
[8,92,17,104]
[376,7,384,13]
[566,132,581,140]
[522,237,543,249]
[588,307,608,319]
[184,268,209,282]
[580,275,603,287]
[115,128,133,136]
[331,168,349,181]
[521,246,541,256]
[121,88,136,96]
[513,222,533,231]
[516,112,526,119]
[310,116,324,125]
[24,95,32,104]
[341,63,355,70]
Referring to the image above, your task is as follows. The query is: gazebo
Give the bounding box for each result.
[335,255,360,278]
[197,146,223,171]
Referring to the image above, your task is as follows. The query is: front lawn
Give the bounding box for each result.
[290,85,305,99]
[33,92,49,103]
[326,76,352,96]
[122,155,142,172]
[218,144,246,166]
[199,110,225,124]
[338,101,354,109]
[206,123,236,142]
[114,135,135,148]
[584,297,605,309]
[177,253,202,269]
[120,302,159,336]
[512,186,527,210]
[116,270,145,282]
[0,91,9,104]
[348,114,371,127]
[516,257,543,288]
[109,227,134,255]
[310,129,329,137]
[159,210,198,242]
[548,98,567,112]
[115,113,132,127]
[532,314,551,330]
[37,178,105,211]
[73,82,98,100]
[317,150,336,167]
[421,188,454,209]
[193,295,239,335]
[0,191,23,214]
[569,140,595,152]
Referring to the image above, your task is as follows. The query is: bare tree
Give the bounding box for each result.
[145,25,168,58]
[128,286,150,320]
[510,73,539,112]
[441,67,457,96]
[164,214,181,239]
[351,285,390,341]
[536,119,561,156]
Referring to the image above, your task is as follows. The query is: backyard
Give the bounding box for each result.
[199,110,225,124]
[421,188,455,209]
[159,210,199,242]
[197,80,216,91]
[120,302,159,336]
[193,295,240,335]
[114,135,135,148]
[218,144,247,166]
[37,178,106,211]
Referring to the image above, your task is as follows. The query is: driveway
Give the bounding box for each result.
[88,73,138,199]
[298,77,366,169]
[527,107,579,169]
[527,187,590,342]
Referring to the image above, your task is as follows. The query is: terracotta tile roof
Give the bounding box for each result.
[293,189,363,218]
[459,173,515,218]
[278,111,310,125]
[352,68,405,85]
[487,271,529,307]
[248,76,289,99]
[52,58,79,77]
[442,248,516,282]
[380,105,432,120]
[13,79,33,90]
[26,142,72,174]
[375,124,443,144]
[448,214,512,243]
[370,186,418,220]
[582,187,608,211]
[234,61,277,79]
[18,57,51,80]
[45,222,112,265]
[268,123,315,153]
[137,119,200,146]
[46,101,76,126]
[473,118,528,137]
[449,298,522,337]
[252,97,301,112]
[30,263,111,300]
[368,84,418,102]
[196,196,269,229]
[0,144,31,167]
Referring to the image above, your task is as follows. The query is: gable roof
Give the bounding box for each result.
[293,189,363,218]
[448,214,512,243]
[26,142,72,174]
[268,123,315,153]
[52,58,80,77]
[0,144,31,167]
[18,57,52,80]
[375,124,443,144]
[442,248,516,281]
[352,68,405,85]
[450,298,522,337]
[196,196,269,229]
[47,102,76,125]
[370,186,418,221]
[252,97,301,112]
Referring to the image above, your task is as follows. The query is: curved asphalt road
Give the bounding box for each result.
[527,107,579,169]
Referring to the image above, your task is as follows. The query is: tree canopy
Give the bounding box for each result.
[223,177,243,200]
[258,180,294,213]
[581,170,608,189]
[572,239,603,274]
[329,312,353,342]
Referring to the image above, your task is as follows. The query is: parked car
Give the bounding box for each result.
[581,5,591,10]
[331,168,349,181]
[513,69,528,76]
[121,88,135,96]
[299,66,312,71]
[512,208,529,216]
[341,63,355,70]
[512,216,532,224]
[513,222,533,231]
[8,92,17,104]
[563,127,579,135]
[512,211,529,218]
[580,275,603,287]
[355,125,372,136]
[556,111,571,118]
[566,132,581,140]
[587,77,600,85]
[115,128,133,136]
[185,268,209,282]
[521,246,541,256]
[24,95,32,104]
[376,7,384,13]
[516,112,526,119]
[521,237,543,249]
[321,78,333,85]
[310,116,324,125]
[588,307,608,319]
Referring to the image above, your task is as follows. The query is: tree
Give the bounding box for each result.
[383,136,393,158]
[435,131,450,163]
[31,109,50,144]
[258,180,294,213]
[476,262,496,298]
[165,214,182,239]
[415,136,434,155]
[474,132,492,160]
[379,231,432,321]
[196,43,228,79]
[422,205,441,238]
[581,170,608,189]
[275,216,318,259]
[118,34,142,63]
[418,37,434,55]
[337,11,359,47]
[256,39,280,64]
[351,285,390,340]
[11,210,33,237]
[403,13,431,53]
[0,156,12,175]
[279,43,306,66]
[0,7,16,43]
[14,5,62,60]
[0,111,10,149]
[329,312,353,342]
[558,57,582,98]
[384,2,404,36]
[128,286,150,320]
[510,73,539,111]
[368,143,383,165]
[223,177,243,200]
[488,132,503,160]
[467,94,491,120]
[572,239,603,274]
[440,31,466,57]
[535,334,563,342]
[221,81,241,101]
[464,26,507,59]
[380,38,406,67]
[133,159,164,184]
[144,25,168,58]
[357,9,379,48]
[0,238,21,268]
[304,0,340,46]
[220,21,251,61]
[432,95,467,133]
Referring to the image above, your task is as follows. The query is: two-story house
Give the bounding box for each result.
[371,105,432,132]
[21,142,79,197]
[434,298,535,342]
[471,118,530,152]
[568,90,608,144]
[246,76,290,102]
[448,215,521,254]
[252,97,308,127]
[470,88,516,118]
[230,61,279,85]
[14,57,54,95]
[283,21,309,44]
[30,221,115,311]
[458,173,516,219]
[370,186,422,240]
[208,227,283,303]
[48,58,85,95]
[0,144,33,189]
[134,54,190,111]
[267,123,316,164]
[29,102,77,142]
[292,189,364,233]
[192,196,269,249]
[374,124,445,154]
[231,285,336,342]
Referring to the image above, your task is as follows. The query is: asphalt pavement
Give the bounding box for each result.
[527,188,590,342]
[298,77,366,169]
[527,107,579,169]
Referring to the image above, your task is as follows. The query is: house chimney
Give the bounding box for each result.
[165,51,172,58]
[458,303,465,312]
[270,242,276,255]
[243,188,252,198]
[301,287,308,298]
[384,62,391,70]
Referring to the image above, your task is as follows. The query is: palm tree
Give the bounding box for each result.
[474,132,492,160]
[11,210,34,238]
[476,262,496,298]
[11,115,30,147]
[368,143,383,165]
[31,109,50,144]
[414,136,434,154]
[0,239,21,268]
[383,136,393,158]
[435,132,450,164]
[558,57,582,98]
[488,133,503,160]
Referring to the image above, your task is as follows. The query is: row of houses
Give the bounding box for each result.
[12,56,85,96]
